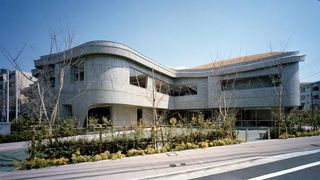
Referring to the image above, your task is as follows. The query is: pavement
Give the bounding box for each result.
[0,136,319,179]
[196,151,320,180]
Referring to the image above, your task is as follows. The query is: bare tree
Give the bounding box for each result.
[0,30,85,131]
[210,57,238,138]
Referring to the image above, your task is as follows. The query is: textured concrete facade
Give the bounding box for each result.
[33,41,305,127]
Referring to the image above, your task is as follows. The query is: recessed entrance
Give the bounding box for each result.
[88,106,111,124]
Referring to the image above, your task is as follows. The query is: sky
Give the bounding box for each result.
[0,0,319,82]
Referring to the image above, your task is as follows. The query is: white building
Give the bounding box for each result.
[0,69,35,122]
[33,41,305,128]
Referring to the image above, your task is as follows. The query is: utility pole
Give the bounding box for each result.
[6,69,9,123]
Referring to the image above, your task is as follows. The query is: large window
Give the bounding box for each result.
[221,75,280,91]
[71,63,84,83]
[154,79,197,96]
[130,68,147,88]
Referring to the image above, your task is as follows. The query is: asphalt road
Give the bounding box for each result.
[0,136,319,179]
[196,151,320,180]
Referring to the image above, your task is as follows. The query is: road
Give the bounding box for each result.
[0,136,319,179]
[196,151,320,180]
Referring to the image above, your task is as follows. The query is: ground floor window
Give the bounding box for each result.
[235,109,274,127]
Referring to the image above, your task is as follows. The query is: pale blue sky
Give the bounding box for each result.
[0,0,319,82]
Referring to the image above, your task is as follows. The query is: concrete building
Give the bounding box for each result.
[300,81,320,110]
[33,41,305,128]
[0,69,35,122]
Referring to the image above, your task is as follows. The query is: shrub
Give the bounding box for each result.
[127,149,145,157]
[71,150,92,163]
[110,151,125,160]
[198,141,209,148]
[186,142,199,149]
[100,151,110,160]
[279,132,289,139]
[144,145,155,154]
[223,138,233,145]
[50,157,69,166]
[174,142,186,151]
[215,139,226,146]
[16,157,69,170]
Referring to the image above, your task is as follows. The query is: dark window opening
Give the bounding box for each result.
[221,75,279,91]
[155,79,197,96]
[137,109,143,123]
[313,86,319,91]
[129,68,147,88]
[49,77,55,87]
[63,105,73,118]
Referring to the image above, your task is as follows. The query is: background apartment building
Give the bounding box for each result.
[300,81,320,110]
[0,69,34,122]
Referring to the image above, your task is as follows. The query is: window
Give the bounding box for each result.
[137,109,143,123]
[171,85,197,96]
[129,68,147,88]
[313,86,319,91]
[221,75,278,91]
[71,63,84,83]
[63,105,73,118]
[154,79,197,96]
[313,95,319,99]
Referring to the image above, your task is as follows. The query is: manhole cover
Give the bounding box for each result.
[169,164,177,167]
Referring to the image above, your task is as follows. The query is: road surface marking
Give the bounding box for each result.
[248,161,320,180]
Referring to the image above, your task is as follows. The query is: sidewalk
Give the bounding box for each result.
[0,136,319,180]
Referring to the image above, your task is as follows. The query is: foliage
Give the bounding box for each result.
[15,157,69,170]
[110,151,126,160]
[127,149,145,157]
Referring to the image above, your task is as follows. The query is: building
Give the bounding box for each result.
[300,81,320,110]
[33,41,305,128]
[0,69,35,122]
